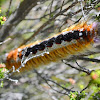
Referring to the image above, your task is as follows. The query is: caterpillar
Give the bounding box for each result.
[5,21,100,72]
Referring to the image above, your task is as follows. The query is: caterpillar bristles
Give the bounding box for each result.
[5,21,100,73]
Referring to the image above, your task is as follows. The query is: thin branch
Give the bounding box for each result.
[19,0,100,46]
[34,69,75,95]
[49,0,54,19]
[12,29,35,35]
[19,1,79,46]
[9,29,35,40]
[75,60,91,73]
[66,50,100,63]
[6,0,13,17]
[62,60,92,75]
[59,0,65,13]
[80,80,92,93]
[76,57,100,63]
[24,0,71,21]
[0,38,11,45]
[0,0,40,42]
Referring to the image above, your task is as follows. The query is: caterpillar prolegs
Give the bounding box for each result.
[5,22,100,72]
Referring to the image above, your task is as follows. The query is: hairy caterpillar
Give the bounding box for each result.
[5,21,100,72]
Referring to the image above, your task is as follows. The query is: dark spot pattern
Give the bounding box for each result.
[63,32,72,42]
[25,47,32,57]
[31,45,38,54]
[72,31,80,39]
[24,30,88,57]
[46,37,55,47]
[55,34,64,44]
[38,41,46,50]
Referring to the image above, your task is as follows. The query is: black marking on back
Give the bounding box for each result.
[24,29,89,57]
[55,34,64,44]
[63,32,72,42]
[25,47,32,57]
[81,30,88,38]
[46,37,55,47]
[72,30,80,39]
[31,45,38,54]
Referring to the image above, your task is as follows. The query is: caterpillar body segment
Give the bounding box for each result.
[5,22,100,72]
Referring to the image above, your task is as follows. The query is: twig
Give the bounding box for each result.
[11,29,35,35]
[75,60,91,73]
[80,80,92,93]
[19,1,79,46]
[62,60,92,75]
[6,0,13,17]
[34,69,75,95]
[20,0,100,46]
[0,38,11,45]
[0,0,40,42]
[76,57,100,63]
[24,0,71,21]
[49,0,54,19]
